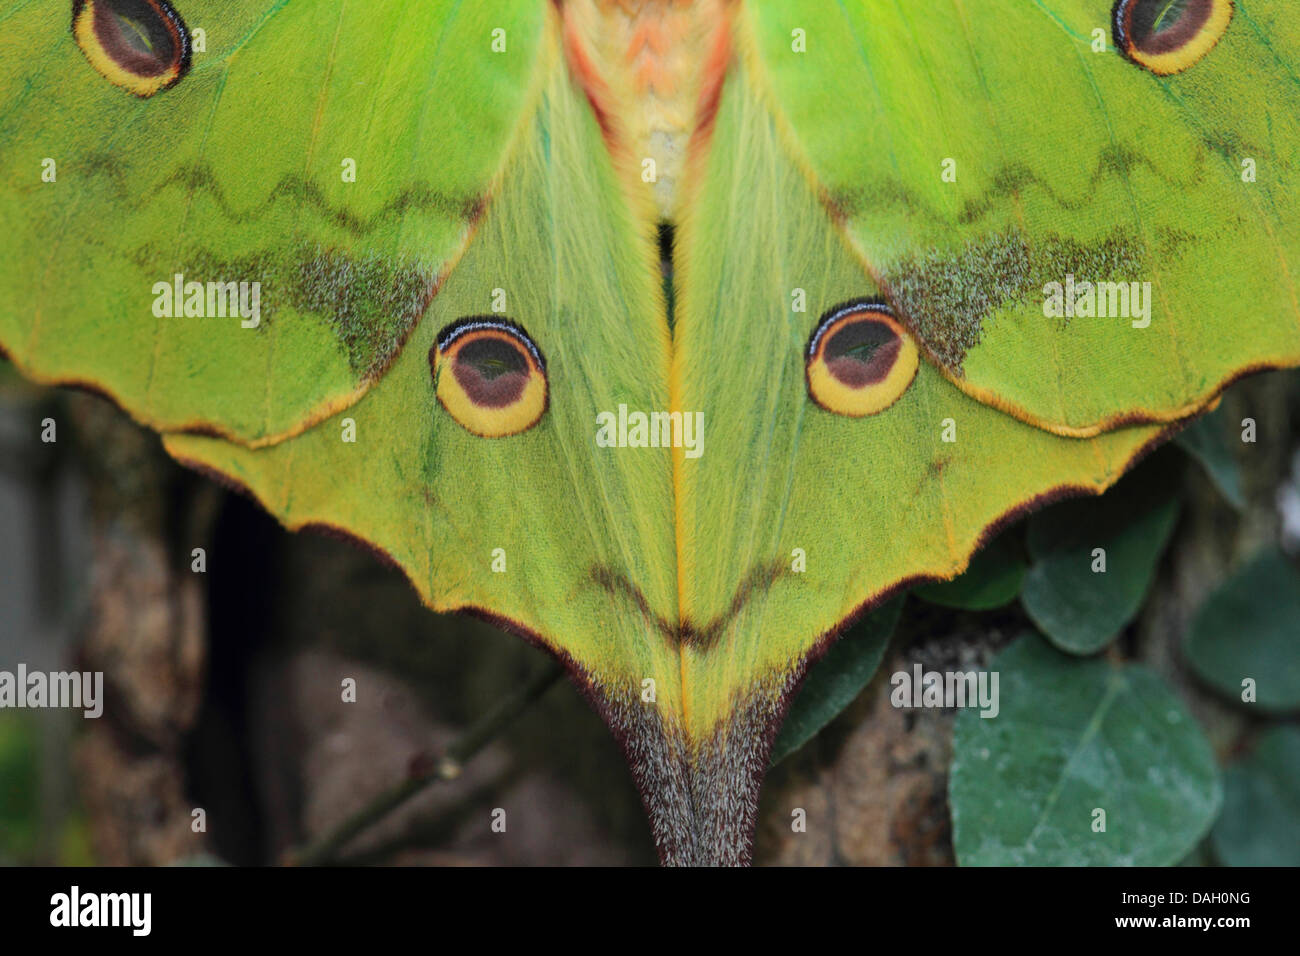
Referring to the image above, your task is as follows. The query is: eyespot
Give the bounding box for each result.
[806,301,919,418]
[1112,0,1233,76]
[72,0,192,97]
[431,318,548,437]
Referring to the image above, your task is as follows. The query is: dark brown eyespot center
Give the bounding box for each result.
[79,0,186,77]
[1123,0,1212,54]
[452,338,530,408]
[824,320,902,387]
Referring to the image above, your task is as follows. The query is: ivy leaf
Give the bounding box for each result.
[950,634,1221,866]
[914,530,1027,611]
[1211,727,1300,866]
[1021,458,1181,655]
[768,598,902,766]
[1184,548,1300,712]
[1175,405,1245,510]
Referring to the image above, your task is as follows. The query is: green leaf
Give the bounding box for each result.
[1184,548,1300,712]
[950,634,1221,866]
[0,714,39,863]
[1021,458,1181,655]
[1176,840,1215,867]
[1175,406,1245,510]
[1211,727,1300,866]
[914,530,1026,611]
[769,598,902,766]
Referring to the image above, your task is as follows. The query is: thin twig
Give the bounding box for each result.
[288,659,564,866]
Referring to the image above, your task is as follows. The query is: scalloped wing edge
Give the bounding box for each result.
[160,394,1195,864]
[731,7,1300,440]
[0,10,561,453]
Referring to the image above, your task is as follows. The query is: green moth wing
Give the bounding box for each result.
[655,0,1294,853]
[665,0,1299,856]
[164,31,686,729]
[3,0,1299,866]
[0,0,546,443]
[667,42,1166,855]
[745,0,1300,435]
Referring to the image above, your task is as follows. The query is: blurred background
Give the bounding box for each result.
[2,357,1298,866]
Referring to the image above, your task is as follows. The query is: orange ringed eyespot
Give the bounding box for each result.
[805,300,919,418]
[431,318,548,437]
[72,0,192,97]
[1112,0,1233,76]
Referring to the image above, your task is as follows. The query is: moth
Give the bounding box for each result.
[1,0,1296,865]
